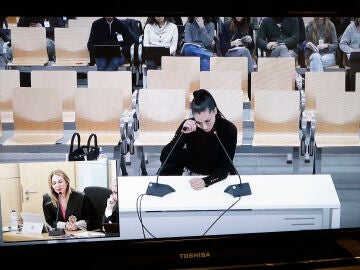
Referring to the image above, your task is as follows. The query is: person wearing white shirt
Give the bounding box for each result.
[102,179,118,224]
[143,17,178,69]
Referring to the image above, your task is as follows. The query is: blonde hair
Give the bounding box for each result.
[48,169,71,206]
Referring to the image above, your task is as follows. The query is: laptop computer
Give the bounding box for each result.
[93,44,122,59]
[142,46,170,66]
[349,51,360,91]
[20,212,47,233]
[350,51,360,63]
[102,222,120,237]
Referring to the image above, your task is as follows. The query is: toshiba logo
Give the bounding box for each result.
[179,252,211,259]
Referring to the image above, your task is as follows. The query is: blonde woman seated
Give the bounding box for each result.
[42,169,97,231]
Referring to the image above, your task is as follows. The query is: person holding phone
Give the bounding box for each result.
[182,17,215,71]
[102,179,119,224]
[219,17,255,73]
[159,89,237,190]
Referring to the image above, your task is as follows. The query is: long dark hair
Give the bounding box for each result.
[187,17,213,24]
[190,89,225,119]
[145,17,175,26]
[229,17,250,35]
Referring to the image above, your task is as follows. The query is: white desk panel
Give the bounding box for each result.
[117,174,340,239]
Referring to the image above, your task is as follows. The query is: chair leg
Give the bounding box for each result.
[120,154,128,176]
[114,143,128,176]
[140,151,148,176]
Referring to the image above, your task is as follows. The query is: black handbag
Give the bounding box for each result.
[85,133,100,161]
[68,132,86,161]
[68,133,99,161]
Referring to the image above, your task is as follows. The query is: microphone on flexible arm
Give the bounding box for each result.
[213,130,251,197]
[48,191,66,236]
[146,126,188,197]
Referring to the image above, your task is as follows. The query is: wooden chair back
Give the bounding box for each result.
[8,27,48,66]
[252,90,300,147]
[200,70,244,103]
[315,91,360,147]
[146,69,199,110]
[87,71,133,111]
[135,88,186,145]
[210,56,249,101]
[31,70,77,122]
[53,27,91,66]
[0,70,20,123]
[304,71,346,117]
[74,87,124,145]
[3,86,64,145]
[161,56,201,92]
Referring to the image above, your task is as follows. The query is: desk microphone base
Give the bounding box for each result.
[146,182,175,197]
[49,228,65,236]
[224,183,251,197]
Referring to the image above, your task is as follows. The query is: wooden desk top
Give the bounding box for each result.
[3,230,105,242]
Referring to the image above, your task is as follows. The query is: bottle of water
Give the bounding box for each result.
[3,42,7,54]
[98,147,107,162]
[10,210,18,231]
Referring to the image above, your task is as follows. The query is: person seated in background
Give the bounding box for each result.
[87,16,138,71]
[339,17,360,67]
[256,17,299,58]
[143,17,178,70]
[43,169,97,231]
[0,17,12,66]
[182,17,215,71]
[297,17,306,68]
[330,17,352,67]
[219,17,255,74]
[102,179,119,224]
[17,17,65,63]
[304,17,338,71]
[159,89,237,190]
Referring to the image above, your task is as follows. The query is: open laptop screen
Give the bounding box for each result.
[142,46,170,66]
[93,44,122,59]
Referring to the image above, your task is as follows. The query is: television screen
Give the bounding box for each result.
[1,13,360,269]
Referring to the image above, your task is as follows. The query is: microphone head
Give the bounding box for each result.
[182,126,188,131]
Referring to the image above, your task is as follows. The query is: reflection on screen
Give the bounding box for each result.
[0,16,360,249]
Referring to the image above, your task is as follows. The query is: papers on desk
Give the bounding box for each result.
[74,231,105,238]
[2,226,11,232]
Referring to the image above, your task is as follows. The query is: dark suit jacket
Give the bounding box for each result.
[43,189,97,230]
[102,203,119,224]
[87,17,138,59]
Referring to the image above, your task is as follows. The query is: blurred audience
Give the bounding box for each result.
[143,17,178,69]
[305,17,338,71]
[17,17,65,63]
[256,17,299,59]
[87,16,138,71]
[0,17,12,66]
[339,17,360,67]
[182,17,215,71]
[219,17,254,73]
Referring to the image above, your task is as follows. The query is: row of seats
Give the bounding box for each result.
[1,57,359,176]
[129,87,360,175]
[7,27,93,68]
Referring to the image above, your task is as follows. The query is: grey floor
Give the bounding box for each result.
[1,73,360,230]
